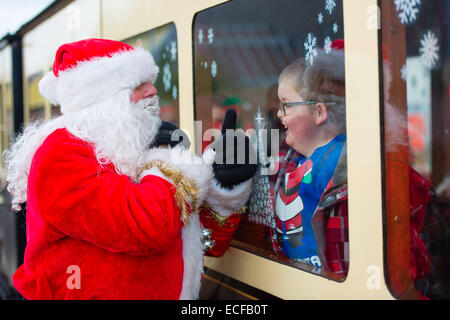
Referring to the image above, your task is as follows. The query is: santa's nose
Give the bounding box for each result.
[141,82,157,98]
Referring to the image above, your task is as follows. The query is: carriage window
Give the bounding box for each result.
[123,22,179,126]
[3,83,14,156]
[0,74,14,177]
[381,0,450,299]
[0,84,4,164]
[28,72,45,122]
[194,0,348,280]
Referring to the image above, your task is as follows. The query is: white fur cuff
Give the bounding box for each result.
[139,166,174,185]
[141,146,215,207]
[205,178,253,217]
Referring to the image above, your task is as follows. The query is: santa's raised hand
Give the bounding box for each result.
[211,109,257,189]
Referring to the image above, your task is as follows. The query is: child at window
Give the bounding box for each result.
[272,40,348,274]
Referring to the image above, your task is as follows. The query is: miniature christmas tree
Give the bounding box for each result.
[248,108,275,227]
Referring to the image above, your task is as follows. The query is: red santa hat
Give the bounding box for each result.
[39,38,159,114]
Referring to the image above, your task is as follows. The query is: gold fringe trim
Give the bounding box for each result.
[139,159,200,225]
[201,204,247,227]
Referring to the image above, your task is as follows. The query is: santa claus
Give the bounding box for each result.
[3,38,256,299]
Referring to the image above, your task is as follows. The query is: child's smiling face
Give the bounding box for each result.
[277,80,318,157]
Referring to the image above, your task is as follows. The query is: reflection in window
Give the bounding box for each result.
[382,0,450,300]
[0,82,14,171]
[51,104,62,118]
[193,0,348,280]
[123,22,179,126]
[0,85,3,156]
[28,72,45,122]
[4,83,14,151]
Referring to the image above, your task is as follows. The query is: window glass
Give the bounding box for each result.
[4,83,14,152]
[28,72,45,122]
[381,0,450,299]
[0,84,4,159]
[51,104,62,118]
[123,22,179,126]
[1,82,14,177]
[194,0,348,280]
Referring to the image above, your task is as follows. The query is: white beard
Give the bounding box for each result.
[3,89,161,210]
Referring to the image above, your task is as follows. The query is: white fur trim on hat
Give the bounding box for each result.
[39,47,159,114]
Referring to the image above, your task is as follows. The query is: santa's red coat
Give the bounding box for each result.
[13,128,242,299]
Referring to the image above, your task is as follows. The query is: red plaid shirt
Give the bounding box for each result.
[270,147,349,275]
[313,182,349,276]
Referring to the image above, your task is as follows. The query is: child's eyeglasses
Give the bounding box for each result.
[278,101,337,115]
[278,101,318,116]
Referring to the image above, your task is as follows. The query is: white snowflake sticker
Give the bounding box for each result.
[333,23,338,34]
[325,0,336,15]
[419,30,439,69]
[394,0,421,24]
[170,41,177,61]
[304,33,318,65]
[211,60,217,77]
[172,85,178,100]
[198,29,204,44]
[163,63,171,92]
[324,36,332,54]
[318,12,324,24]
[208,28,214,44]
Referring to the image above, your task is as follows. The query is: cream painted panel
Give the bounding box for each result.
[23,0,102,76]
[205,0,394,300]
[102,0,228,41]
[22,0,101,122]
[343,0,392,298]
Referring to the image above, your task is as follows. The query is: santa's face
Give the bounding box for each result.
[130,82,158,104]
[63,87,161,180]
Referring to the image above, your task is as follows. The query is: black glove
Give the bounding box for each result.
[150,121,191,149]
[211,109,257,189]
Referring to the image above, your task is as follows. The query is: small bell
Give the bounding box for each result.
[201,228,212,241]
[202,239,215,252]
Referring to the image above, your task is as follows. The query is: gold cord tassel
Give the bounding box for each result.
[139,160,200,224]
